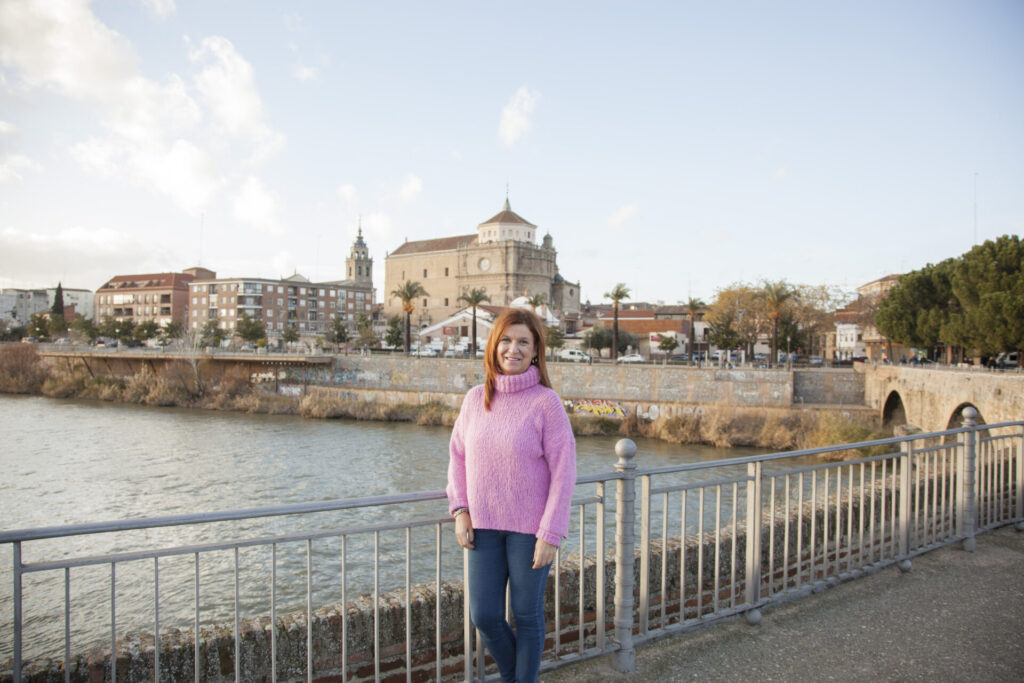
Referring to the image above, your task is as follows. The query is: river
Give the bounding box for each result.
[0,394,764,661]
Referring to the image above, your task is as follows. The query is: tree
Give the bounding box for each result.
[583,326,611,357]
[876,262,954,357]
[27,313,50,341]
[457,287,491,357]
[356,313,378,348]
[323,316,349,351]
[876,236,1024,362]
[384,316,404,349]
[705,285,760,356]
[281,325,299,346]
[200,319,224,347]
[48,282,67,336]
[657,334,679,364]
[604,283,631,361]
[390,280,428,355]
[760,280,796,366]
[133,320,160,344]
[235,313,266,345]
[684,297,705,361]
[0,320,27,342]
[161,320,183,346]
[546,325,565,360]
[46,314,68,338]
[526,293,546,311]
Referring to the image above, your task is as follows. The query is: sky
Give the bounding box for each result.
[1,0,1022,307]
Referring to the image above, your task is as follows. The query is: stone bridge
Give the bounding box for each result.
[861,364,1024,433]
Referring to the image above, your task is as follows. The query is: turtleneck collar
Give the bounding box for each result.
[493,364,540,394]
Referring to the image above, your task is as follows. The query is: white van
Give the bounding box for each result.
[559,348,591,363]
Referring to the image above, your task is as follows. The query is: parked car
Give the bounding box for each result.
[809,355,823,366]
[669,353,689,362]
[411,347,438,357]
[617,353,645,364]
[559,348,591,362]
[996,351,1020,369]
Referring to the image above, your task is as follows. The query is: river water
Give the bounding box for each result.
[0,394,764,661]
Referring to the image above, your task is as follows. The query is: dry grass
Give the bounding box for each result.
[0,343,45,394]
[3,355,889,453]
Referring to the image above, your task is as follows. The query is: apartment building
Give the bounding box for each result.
[187,230,376,341]
[94,267,215,326]
[3,286,95,323]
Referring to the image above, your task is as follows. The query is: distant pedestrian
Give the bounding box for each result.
[446,308,577,683]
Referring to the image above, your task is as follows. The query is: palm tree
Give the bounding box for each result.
[761,280,795,366]
[457,287,491,357]
[390,280,429,354]
[604,283,631,360]
[526,293,546,312]
[684,297,705,362]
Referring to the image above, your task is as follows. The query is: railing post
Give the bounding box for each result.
[13,541,22,683]
[960,407,979,552]
[1017,425,1024,532]
[612,438,637,673]
[744,461,763,624]
[897,437,914,571]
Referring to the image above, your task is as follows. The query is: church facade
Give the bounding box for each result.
[383,200,581,328]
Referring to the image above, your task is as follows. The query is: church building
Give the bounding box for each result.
[383,199,580,328]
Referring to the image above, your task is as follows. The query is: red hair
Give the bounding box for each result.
[483,308,552,410]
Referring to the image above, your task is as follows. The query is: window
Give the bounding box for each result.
[319,289,325,296]
[445,267,449,276]
[423,269,427,278]
[423,299,427,307]
[444,298,449,306]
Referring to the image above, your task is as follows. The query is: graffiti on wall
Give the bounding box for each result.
[566,399,629,418]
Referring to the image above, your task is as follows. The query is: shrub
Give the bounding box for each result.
[0,343,44,393]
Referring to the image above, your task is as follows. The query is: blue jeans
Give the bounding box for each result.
[467,529,551,683]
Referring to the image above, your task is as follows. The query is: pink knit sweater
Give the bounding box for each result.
[446,365,577,547]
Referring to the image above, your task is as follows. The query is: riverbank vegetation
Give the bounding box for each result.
[1,348,886,455]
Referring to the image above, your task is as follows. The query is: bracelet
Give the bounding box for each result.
[453,507,468,518]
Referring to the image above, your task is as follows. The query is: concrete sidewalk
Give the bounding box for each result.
[542,524,1024,682]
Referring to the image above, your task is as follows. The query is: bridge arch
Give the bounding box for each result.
[882,390,907,429]
[947,402,985,431]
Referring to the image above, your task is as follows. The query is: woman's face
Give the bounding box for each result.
[496,323,536,375]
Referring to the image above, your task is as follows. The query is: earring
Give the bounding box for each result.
[531,357,538,364]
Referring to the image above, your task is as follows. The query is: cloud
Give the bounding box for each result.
[0,225,183,289]
[189,36,285,163]
[292,64,319,82]
[0,120,16,135]
[337,183,358,207]
[0,152,42,183]
[140,0,175,19]
[499,86,540,147]
[231,175,283,235]
[362,211,394,247]
[271,250,295,278]
[399,174,422,203]
[607,204,638,229]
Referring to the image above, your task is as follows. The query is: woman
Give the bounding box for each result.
[446,308,577,683]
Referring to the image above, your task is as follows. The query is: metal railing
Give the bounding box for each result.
[3,409,1022,682]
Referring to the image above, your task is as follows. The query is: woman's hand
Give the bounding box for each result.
[533,539,557,569]
[455,511,474,550]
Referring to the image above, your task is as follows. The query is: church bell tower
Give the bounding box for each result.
[346,225,373,285]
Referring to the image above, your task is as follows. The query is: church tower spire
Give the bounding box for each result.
[346,219,373,284]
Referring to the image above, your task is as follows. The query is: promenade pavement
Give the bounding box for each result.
[541,524,1024,683]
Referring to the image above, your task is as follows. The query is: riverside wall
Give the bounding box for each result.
[273,356,867,417]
